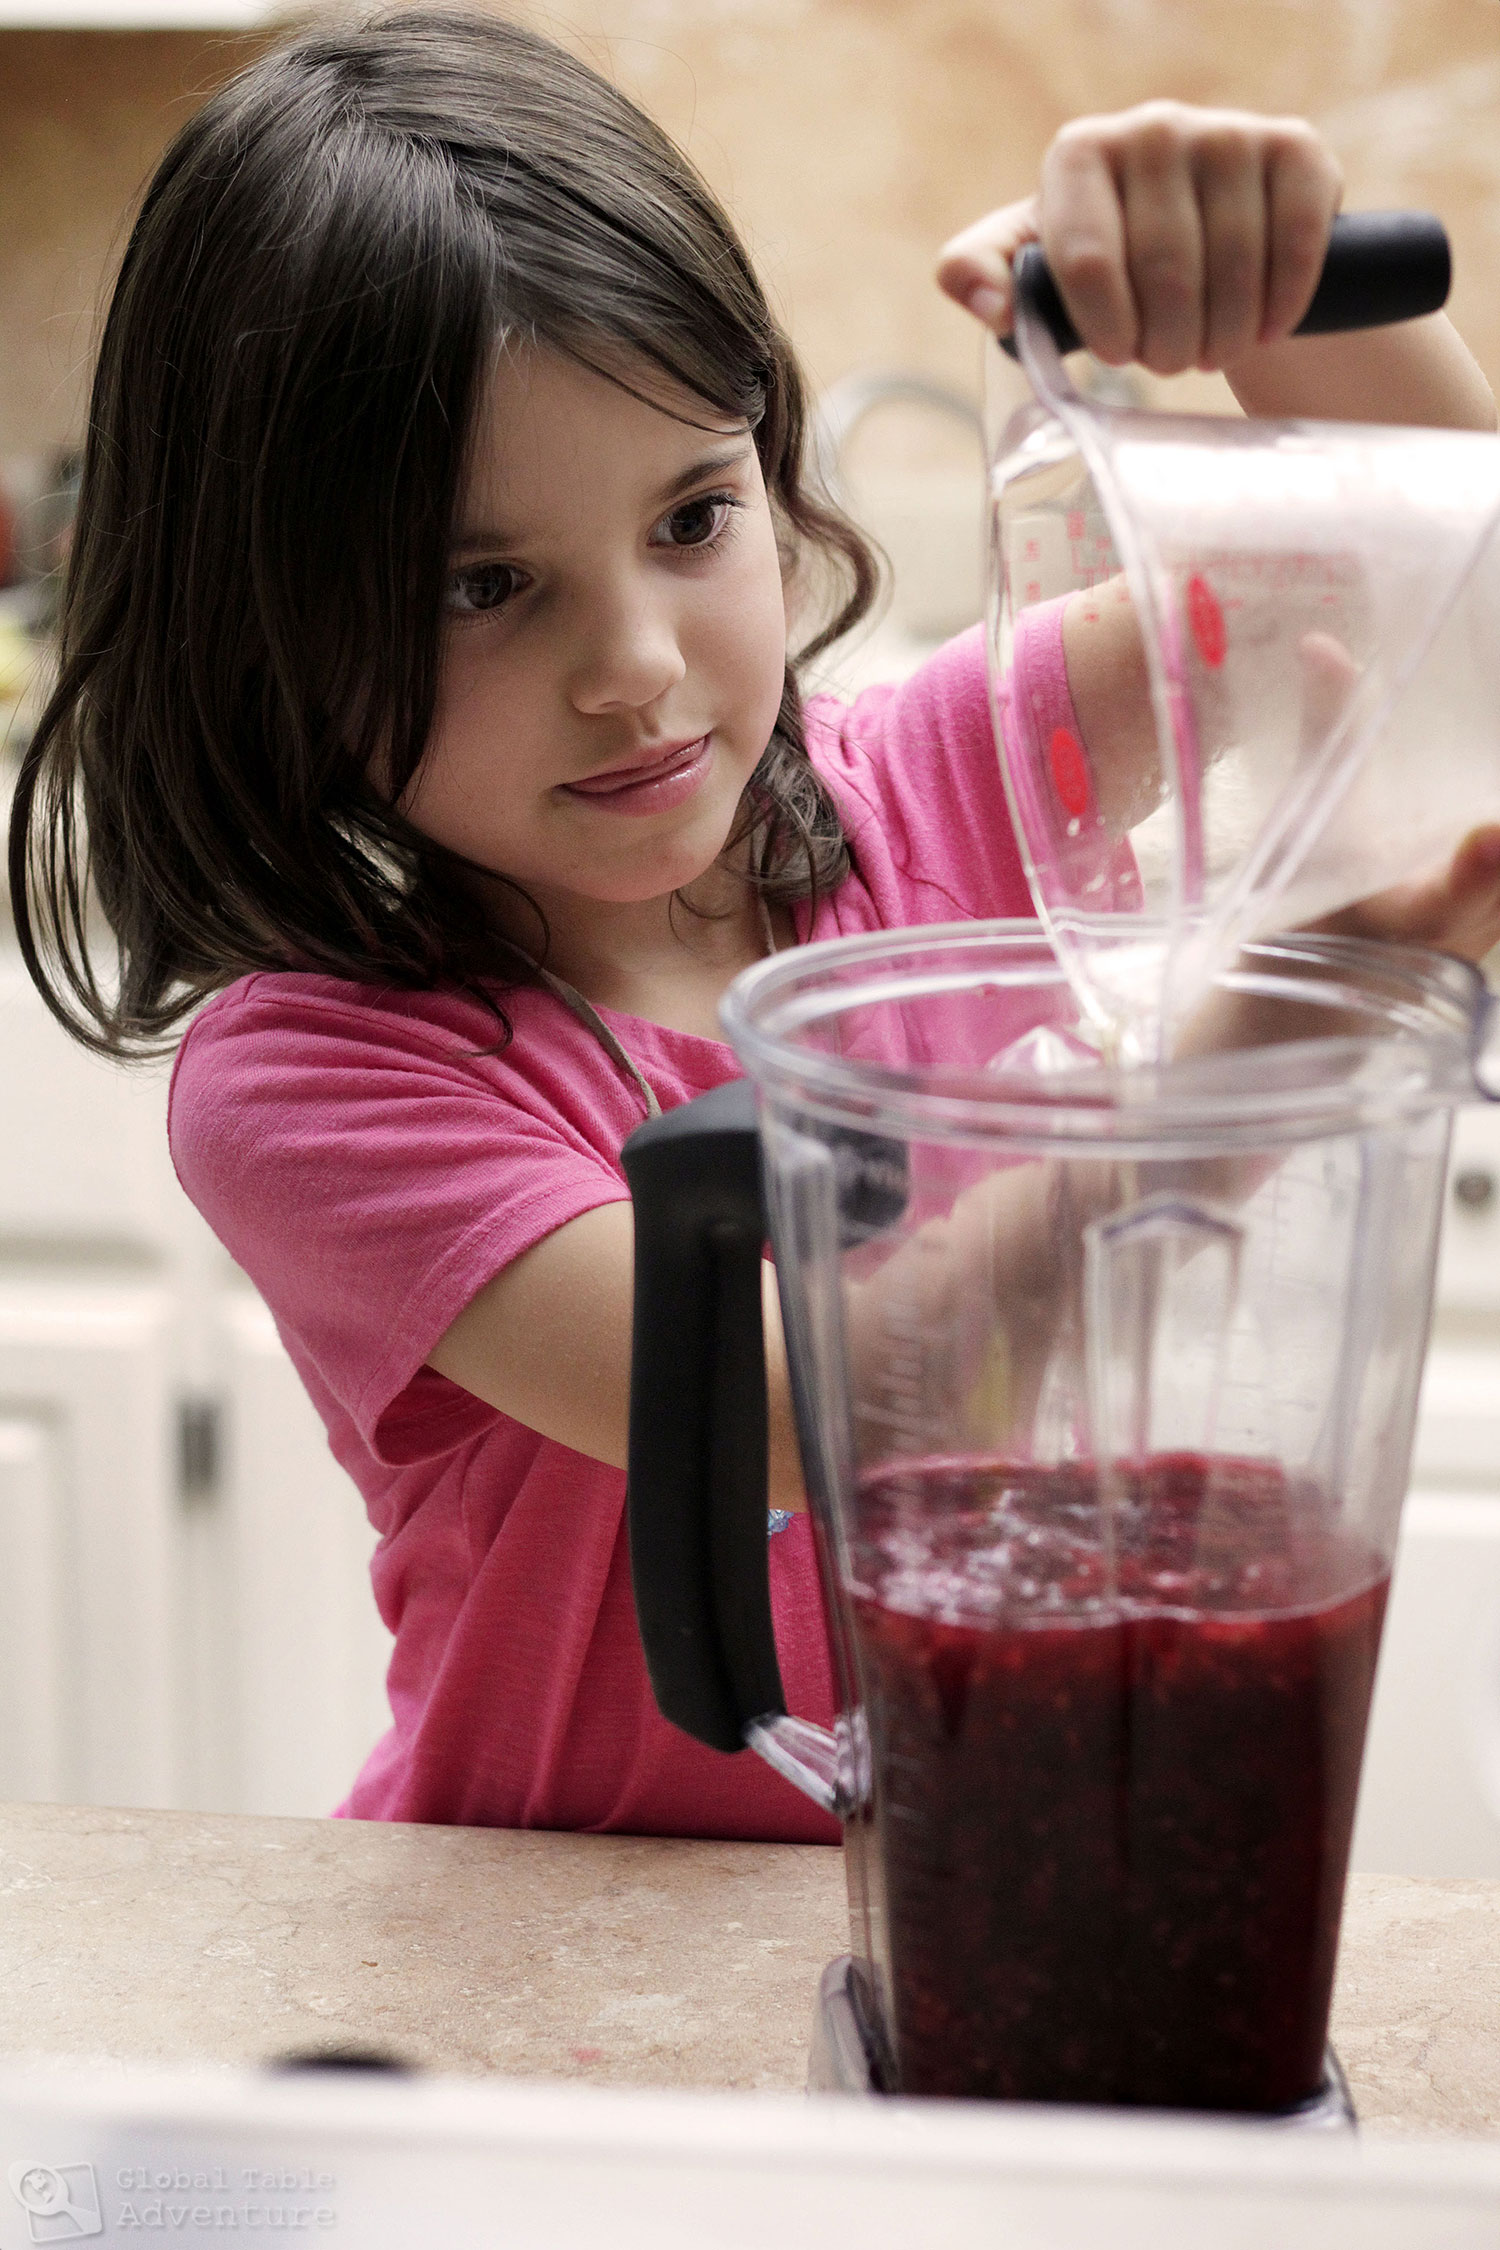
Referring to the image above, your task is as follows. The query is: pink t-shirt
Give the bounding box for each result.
[169,626,1039,1840]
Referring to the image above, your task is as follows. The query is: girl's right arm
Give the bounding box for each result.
[424,1145,1081,1502]
[425,1200,811,1511]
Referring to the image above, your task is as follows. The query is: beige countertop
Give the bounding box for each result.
[0,1800,1495,2136]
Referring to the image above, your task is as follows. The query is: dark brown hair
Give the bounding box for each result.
[9,5,878,1054]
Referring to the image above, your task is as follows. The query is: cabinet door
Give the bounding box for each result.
[0,1410,67,1800]
[0,963,183,1249]
[0,952,392,1816]
[0,1275,179,1807]
[1354,1492,1500,1877]
[1435,1106,1500,1316]
[216,1290,392,1818]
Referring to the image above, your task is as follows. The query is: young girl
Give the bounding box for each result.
[13,11,1499,1841]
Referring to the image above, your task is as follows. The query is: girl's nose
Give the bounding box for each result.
[567,586,687,716]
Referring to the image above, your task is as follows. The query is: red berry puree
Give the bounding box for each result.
[848,1452,1388,2110]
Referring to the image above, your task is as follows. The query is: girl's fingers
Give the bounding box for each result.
[1428,825,1500,961]
[1322,827,1500,963]
[1261,123,1343,342]
[1298,647,1500,963]
[1114,115,1207,373]
[1037,126,1134,362]
[937,105,1343,371]
[935,197,1040,331]
[1194,122,1269,369]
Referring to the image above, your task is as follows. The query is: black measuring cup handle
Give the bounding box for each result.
[622,1078,788,1755]
[1002,208,1451,359]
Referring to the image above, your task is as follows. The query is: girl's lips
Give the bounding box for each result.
[561,735,712,817]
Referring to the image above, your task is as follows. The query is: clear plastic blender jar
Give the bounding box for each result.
[624,926,1498,2109]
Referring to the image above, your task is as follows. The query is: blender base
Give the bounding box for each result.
[807,1956,1356,2128]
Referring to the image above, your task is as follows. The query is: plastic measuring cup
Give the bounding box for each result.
[987,213,1500,1060]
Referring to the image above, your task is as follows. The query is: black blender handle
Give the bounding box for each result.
[1001,207,1451,359]
[622,1078,787,1755]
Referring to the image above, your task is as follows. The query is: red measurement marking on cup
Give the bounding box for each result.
[1186,574,1227,668]
[1049,727,1092,819]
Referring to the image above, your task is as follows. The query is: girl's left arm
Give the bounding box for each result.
[937,102,1496,434]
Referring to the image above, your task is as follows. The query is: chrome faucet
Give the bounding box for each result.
[810,371,983,500]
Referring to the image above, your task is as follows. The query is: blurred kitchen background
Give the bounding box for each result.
[1,0,1500,1868]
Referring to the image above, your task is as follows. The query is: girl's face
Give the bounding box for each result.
[404,346,790,921]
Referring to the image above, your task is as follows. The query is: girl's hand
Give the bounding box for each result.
[938,101,1496,429]
[1318,827,1500,967]
[937,101,1341,377]
[1294,635,1500,966]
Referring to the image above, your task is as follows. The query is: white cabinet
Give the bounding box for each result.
[214,1290,389,1817]
[0,1410,69,1800]
[1353,1493,1500,1876]
[1347,1107,1500,1873]
[0,1272,178,1805]
[0,948,390,1816]
[1432,1102,1500,1319]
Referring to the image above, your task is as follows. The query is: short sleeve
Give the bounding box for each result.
[169,978,638,1456]
[802,626,1036,928]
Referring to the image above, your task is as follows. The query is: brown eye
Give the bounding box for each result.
[651,494,738,550]
[445,562,526,615]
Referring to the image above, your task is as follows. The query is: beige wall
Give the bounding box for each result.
[0,28,267,462]
[1,1,1499,458]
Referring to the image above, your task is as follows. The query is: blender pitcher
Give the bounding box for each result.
[624,923,1499,2111]
[989,214,1500,1059]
